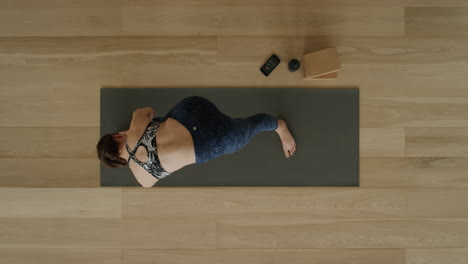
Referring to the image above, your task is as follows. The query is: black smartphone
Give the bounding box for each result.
[260,54,281,76]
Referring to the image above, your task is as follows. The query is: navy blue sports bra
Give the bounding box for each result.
[125,117,171,180]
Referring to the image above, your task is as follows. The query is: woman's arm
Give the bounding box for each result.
[134,107,155,120]
[128,107,156,132]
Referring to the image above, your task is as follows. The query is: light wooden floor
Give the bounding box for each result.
[1,0,468,263]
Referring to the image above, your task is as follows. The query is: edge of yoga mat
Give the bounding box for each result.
[100,88,359,187]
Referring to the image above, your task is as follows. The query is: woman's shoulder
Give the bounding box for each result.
[127,117,165,148]
[129,161,159,188]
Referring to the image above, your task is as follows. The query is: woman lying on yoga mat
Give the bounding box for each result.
[96,96,296,188]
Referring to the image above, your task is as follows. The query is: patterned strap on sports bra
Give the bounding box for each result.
[123,118,171,180]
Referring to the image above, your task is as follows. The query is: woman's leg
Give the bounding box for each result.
[223,113,279,155]
[164,96,295,163]
[229,113,297,159]
[245,113,279,132]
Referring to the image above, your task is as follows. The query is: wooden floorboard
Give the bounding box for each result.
[123,249,405,264]
[406,128,468,157]
[0,249,122,264]
[405,7,468,37]
[0,218,216,249]
[406,248,468,264]
[216,218,468,249]
[361,157,468,188]
[0,158,99,187]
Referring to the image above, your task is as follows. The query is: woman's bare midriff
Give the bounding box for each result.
[155,118,196,173]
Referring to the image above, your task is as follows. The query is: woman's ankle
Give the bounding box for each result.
[275,119,285,133]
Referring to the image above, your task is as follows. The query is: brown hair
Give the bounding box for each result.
[96,134,128,168]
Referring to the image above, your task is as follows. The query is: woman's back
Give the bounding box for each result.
[127,117,196,175]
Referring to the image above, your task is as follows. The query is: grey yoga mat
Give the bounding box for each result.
[100,88,359,187]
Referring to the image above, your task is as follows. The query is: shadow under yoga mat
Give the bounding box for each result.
[100,88,359,187]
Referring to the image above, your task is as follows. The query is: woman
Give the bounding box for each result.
[97,96,296,188]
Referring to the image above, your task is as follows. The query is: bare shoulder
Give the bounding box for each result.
[128,107,154,138]
[128,161,159,188]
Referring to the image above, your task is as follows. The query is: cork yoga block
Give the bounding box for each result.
[312,71,338,80]
[303,47,341,80]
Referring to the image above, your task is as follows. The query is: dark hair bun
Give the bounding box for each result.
[96,134,128,168]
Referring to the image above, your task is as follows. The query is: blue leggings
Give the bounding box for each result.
[162,96,278,164]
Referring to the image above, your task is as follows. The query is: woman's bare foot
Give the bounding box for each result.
[275,119,296,158]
